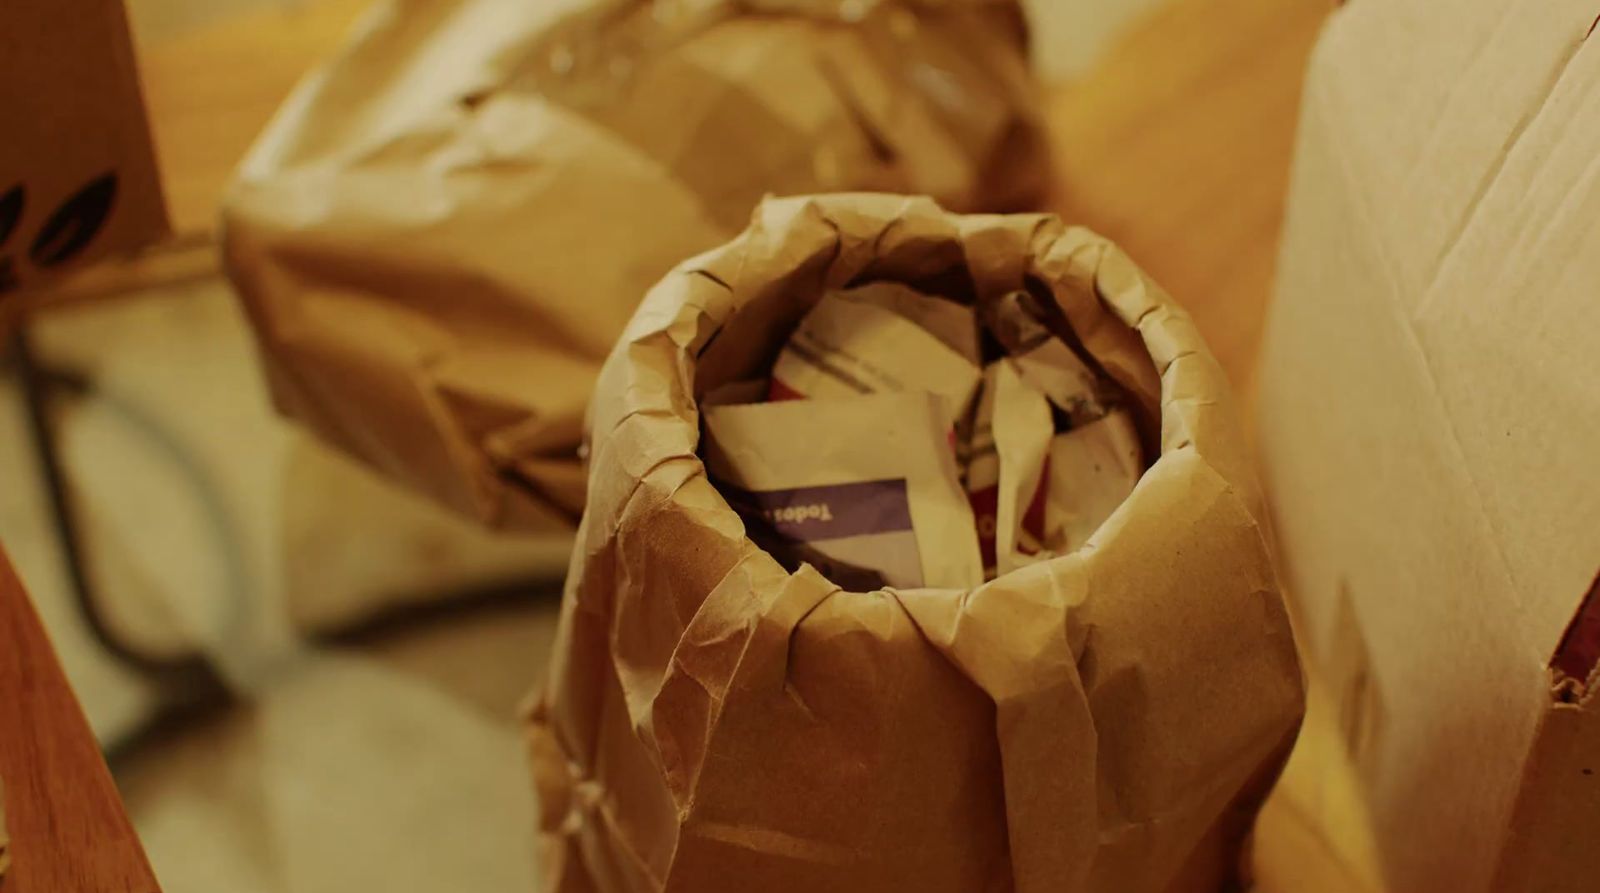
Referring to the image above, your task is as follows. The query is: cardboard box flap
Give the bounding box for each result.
[1411,29,1600,654]
[1291,0,1600,659]
[1310,0,1596,308]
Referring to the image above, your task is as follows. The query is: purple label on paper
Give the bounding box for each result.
[714,477,924,590]
[718,478,914,541]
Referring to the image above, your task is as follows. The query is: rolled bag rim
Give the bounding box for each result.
[532,192,1305,893]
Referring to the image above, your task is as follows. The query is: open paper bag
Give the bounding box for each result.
[527,194,1304,893]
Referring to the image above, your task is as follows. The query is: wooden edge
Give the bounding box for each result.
[0,546,162,892]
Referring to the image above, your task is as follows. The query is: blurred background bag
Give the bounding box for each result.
[222,0,1048,529]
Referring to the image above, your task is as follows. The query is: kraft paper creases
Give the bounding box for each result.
[526,194,1304,893]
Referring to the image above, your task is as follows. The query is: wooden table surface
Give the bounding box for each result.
[0,547,162,892]
[3,0,1383,890]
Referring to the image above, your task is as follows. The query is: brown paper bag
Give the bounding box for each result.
[527,194,1304,893]
[222,0,1047,528]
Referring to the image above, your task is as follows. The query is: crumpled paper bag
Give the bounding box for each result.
[222,0,1047,528]
[526,194,1305,893]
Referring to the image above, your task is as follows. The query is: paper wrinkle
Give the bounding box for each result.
[564,778,665,889]
[684,818,858,865]
[529,194,1303,892]
[775,586,860,723]
[653,556,784,802]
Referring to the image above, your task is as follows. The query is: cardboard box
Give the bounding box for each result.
[1258,2,1600,891]
[0,0,168,296]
